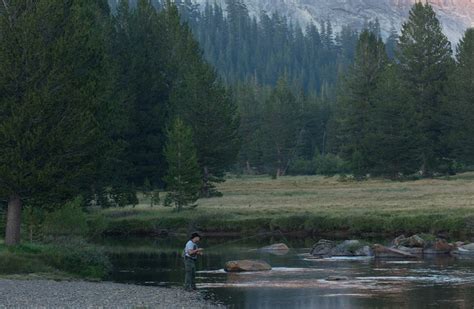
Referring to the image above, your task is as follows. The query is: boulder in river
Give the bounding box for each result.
[333,240,373,257]
[260,243,290,255]
[396,246,423,255]
[393,235,425,248]
[452,243,474,256]
[461,243,474,250]
[224,260,272,272]
[310,239,336,257]
[424,239,453,255]
[373,244,418,259]
[311,239,372,257]
[354,245,374,257]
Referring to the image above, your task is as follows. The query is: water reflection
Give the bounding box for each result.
[100,237,474,308]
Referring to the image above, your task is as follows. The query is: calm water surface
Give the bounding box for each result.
[101,236,474,308]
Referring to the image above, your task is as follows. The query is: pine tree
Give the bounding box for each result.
[166,3,240,197]
[262,77,302,177]
[337,30,388,178]
[111,0,170,187]
[233,81,268,173]
[164,118,202,211]
[369,64,421,177]
[385,25,398,59]
[446,28,474,166]
[397,3,454,176]
[0,0,111,245]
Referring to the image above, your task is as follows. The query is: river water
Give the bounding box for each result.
[102,236,474,308]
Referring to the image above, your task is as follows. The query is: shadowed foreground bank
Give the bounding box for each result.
[0,280,220,308]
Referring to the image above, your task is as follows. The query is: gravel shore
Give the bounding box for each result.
[0,279,221,308]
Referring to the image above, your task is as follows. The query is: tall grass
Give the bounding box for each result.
[96,173,474,236]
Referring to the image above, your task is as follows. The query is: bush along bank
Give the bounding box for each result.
[97,211,474,239]
[0,197,112,280]
[0,239,111,280]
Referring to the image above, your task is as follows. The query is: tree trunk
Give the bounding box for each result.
[5,195,22,246]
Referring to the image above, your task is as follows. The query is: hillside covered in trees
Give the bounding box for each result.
[0,0,473,245]
[0,0,239,244]
[168,0,474,178]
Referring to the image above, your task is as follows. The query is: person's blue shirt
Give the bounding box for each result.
[184,240,198,260]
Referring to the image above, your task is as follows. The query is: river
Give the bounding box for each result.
[101,236,474,308]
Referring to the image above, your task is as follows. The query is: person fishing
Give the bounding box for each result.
[183,232,203,291]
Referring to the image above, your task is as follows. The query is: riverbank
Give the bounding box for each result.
[0,240,111,280]
[0,279,220,308]
[97,173,474,238]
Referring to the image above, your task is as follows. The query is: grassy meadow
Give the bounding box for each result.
[99,173,474,237]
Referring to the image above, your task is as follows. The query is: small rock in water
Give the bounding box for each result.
[461,243,474,251]
[393,235,407,247]
[326,276,349,281]
[396,246,423,255]
[373,244,418,259]
[354,245,373,257]
[424,239,452,255]
[332,240,359,256]
[224,260,272,272]
[260,243,290,255]
[453,243,474,256]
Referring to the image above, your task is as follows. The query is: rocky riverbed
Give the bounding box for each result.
[0,279,221,308]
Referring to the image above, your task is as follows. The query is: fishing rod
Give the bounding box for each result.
[201,229,315,269]
[202,231,279,251]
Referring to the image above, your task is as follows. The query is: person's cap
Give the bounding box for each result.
[190,232,201,239]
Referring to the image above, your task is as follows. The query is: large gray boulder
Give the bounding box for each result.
[310,239,336,257]
[224,260,272,272]
[393,235,426,248]
[392,234,453,255]
[333,240,372,256]
[311,239,372,257]
[394,246,423,255]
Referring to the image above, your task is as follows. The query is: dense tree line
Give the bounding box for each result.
[195,1,474,179]
[176,0,360,94]
[109,0,361,94]
[1,0,473,245]
[231,79,336,176]
[336,3,473,179]
[0,0,239,244]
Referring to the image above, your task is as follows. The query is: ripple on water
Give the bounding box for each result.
[198,267,346,275]
[384,261,425,264]
[197,269,227,274]
[199,278,397,291]
[303,256,373,262]
[356,275,468,284]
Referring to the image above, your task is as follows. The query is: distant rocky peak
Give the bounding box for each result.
[192,0,474,43]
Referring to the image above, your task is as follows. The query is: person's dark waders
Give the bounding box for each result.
[184,256,196,290]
